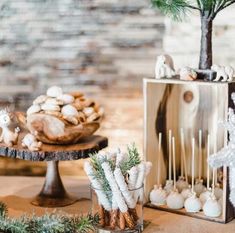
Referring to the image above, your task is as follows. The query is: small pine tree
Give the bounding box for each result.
[152,0,235,70]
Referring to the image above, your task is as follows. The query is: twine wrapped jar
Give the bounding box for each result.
[91,184,144,233]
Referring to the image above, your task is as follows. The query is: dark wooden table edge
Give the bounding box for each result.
[0,135,108,162]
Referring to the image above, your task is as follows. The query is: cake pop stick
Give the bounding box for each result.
[213,139,218,185]
[169,129,172,181]
[212,140,217,195]
[180,129,191,199]
[192,138,195,193]
[150,133,166,206]
[207,134,210,190]
[199,134,212,205]
[181,128,188,183]
[199,130,202,180]
[164,130,174,194]
[184,138,202,213]
[166,136,184,210]
[194,130,205,196]
[176,129,188,192]
[181,143,183,177]
[172,136,176,190]
[157,133,162,186]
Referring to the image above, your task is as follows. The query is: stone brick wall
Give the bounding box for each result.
[0,0,164,110]
[0,0,164,176]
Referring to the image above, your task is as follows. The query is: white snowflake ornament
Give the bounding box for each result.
[208,92,235,206]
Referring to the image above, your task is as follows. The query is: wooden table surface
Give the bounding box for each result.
[1,176,235,233]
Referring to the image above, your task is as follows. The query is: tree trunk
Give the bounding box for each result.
[199,16,213,70]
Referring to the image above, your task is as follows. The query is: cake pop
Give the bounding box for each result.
[200,188,212,205]
[184,138,202,212]
[176,176,188,193]
[214,183,223,200]
[167,189,184,209]
[194,130,205,196]
[150,133,167,206]
[184,192,202,212]
[203,143,222,217]
[200,134,212,205]
[194,179,205,197]
[181,184,192,199]
[203,194,222,217]
[150,184,167,206]
[164,179,174,195]
[164,130,174,194]
[166,137,184,209]
[176,129,189,192]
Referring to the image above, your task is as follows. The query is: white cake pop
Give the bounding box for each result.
[176,176,188,193]
[214,183,223,200]
[184,192,202,212]
[200,134,212,205]
[150,185,167,206]
[194,179,205,196]
[203,194,222,217]
[199,188,212,205]
[181,185,192,199]
[177,129,189,193]
[185,138,201,212]
[166,189,184,209]
[166,137,184,210]
[164,130,173,195]
[164,179,174,195]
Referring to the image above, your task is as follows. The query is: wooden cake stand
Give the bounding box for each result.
[0,133,108,208]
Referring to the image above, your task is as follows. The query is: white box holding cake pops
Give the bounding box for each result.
[143,78,235,223]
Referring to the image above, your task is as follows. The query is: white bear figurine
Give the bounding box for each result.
[0,108,20,146]
[225,66,234,82]
[211,64,234,82]
[22,133,42,151]
[155,54,175,79]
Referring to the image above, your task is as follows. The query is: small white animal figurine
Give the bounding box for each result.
[179,67,197,81]
[22,133,42,151]
[0,109,20,146]
[211,64,234,82]
[155,54,175,79]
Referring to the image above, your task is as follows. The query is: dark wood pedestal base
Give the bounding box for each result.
[31,161,78,207]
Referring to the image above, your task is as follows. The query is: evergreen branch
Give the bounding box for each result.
[0,201,8,218]
[221,0,235,10]
[0,205,99,233]
[64,213,99,233]
[0,216,29,233]
[187,4,201,11]
[29,213,65,233]
[90,153,112,193]
[196,0,203,9]
[151,0,190,20]
[119,144,141,176]
[213,0,235,16]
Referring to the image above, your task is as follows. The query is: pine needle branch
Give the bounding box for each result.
[119,144,141,176]
[0,203,99,233]
[151,0,200,21]
[0,201,8,218]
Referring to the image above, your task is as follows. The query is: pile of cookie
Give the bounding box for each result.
[26,86,104,126]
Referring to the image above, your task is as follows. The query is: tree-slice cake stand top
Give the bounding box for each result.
[0,131,108,208]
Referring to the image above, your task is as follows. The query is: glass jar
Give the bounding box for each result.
[91,185,144,233]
